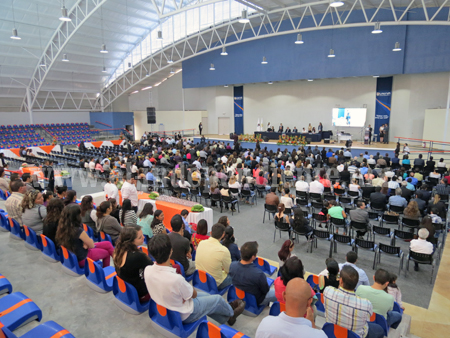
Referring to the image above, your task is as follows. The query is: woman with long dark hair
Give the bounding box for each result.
[43,198,64,244]
[191,219,209,250]
[96,201,122,243]
[290,207,313,240]
[278,239,295,267]
[64,190,77,206]
[221,226,240,261]
[109,198,121,223]
[138,203,154,238]
[56,204,114,267]
[119,199,137,227]
[150,210,166,235]
[114,226,153,302]
[320,259,340,292]
[80,195,97,234]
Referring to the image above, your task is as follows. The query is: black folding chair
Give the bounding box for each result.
[323,187,332,194]
[296,191,308,200]
[391,229,415,246]
[353,238,377,269]
[274,221,291,242]
[310,193,322,202]
[405,251,435,284]
[263,204,278,223]
[401,218,420,232]
[313,213,329,229]
[296,198,309,209]
[312,228,333,257]
[380,214,400,228]
[200,192,211,207]
[190,188,199,202]
[350,221,371,240]
[241,190,255,206]
[291,228,313,253]
[331,234,353,256]
[181,188,191,200]
[222,195,239,215]
[311,201,323,212]
[372,225,393,240]
[256,185,267,198]
[389,205,404,214]
[375,243,404,274]
[211,194,222,212]
[228,188,241,201]
[330,217,347,234]
[334,188,346,197]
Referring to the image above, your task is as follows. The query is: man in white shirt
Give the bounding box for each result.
[88,158,95,170]
[295,176,309,192]
[338,251,370,289]
[104,178,119,201]
[121,177,139,212]
[309,177,324,194]
[337,163,345,172]
[221,155,228,164]
[410,228,434,271]
[256,278,327,338]
[145,235,245,326]
[192,159,201,170]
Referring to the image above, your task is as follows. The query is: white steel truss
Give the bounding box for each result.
[33,91,100,111]
[98,0,450,110]
[20,0,108,113]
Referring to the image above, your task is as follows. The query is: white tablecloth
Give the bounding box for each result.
[80,192,107,206]
[338,134,352,142]
[138,199,214,233]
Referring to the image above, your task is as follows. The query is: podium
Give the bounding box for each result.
[364,128,370,145]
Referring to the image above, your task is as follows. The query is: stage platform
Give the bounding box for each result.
[194,134,399,157]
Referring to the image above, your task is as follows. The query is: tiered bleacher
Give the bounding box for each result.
[42,123,98,146]
[0,125,48,149]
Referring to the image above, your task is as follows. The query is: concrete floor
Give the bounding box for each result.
[0,168,441,337]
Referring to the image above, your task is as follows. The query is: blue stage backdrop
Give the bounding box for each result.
[374,77,393,142]
[234,86,244,135]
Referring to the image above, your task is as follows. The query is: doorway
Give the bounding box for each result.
[218,117,230,135]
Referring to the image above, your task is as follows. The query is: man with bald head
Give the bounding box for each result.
[255,278,326,338]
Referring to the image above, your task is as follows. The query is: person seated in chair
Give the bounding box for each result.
[196,223,232,290]
[388,188,408,208]
[370,186,388,211]
[349,201,369,239]
[168,215,196,276]
[285,127,291,133]
[278,124,284,133]
[145,234,245,326]
[292,127,298,133]
[339,251,370,289]
[356,269,402,330]
[410,228,434,271]
[265,187,279,207]
[256,278,327,338]
[229,241,277,307]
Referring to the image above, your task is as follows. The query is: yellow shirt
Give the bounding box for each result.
[195,237,231,285]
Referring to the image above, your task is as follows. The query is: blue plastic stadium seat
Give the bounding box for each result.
[112,276,149,315]
[149,299,205,338]
[306,274,320,291]
[322,323,360,338]
[99,231,113,246]
[0,321,75,338]
[0,274,13,295]
[268,301,285,316]
[253,257,277,276]
[84,258,116,293]
[170,259,194,282]
[227,285,265,317]
[82,223,97,241]
[196,321,250,338]
[192,270,231,296]
[60,246,84,277]
[0,292,42,331]
[23,226,42,251]
[9,217,24,241]
[315,292,325,315]
[0,210,10,232]
[39,235,61,263]
[369,312,389,337]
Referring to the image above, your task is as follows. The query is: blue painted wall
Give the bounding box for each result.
[182,8,450,88]
[89,112,134,130]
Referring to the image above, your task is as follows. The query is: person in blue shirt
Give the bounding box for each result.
[391,154,400,165]
[143,156,152,168]
[401,155,410,166]
[221,226,240,262]
[326,149,333,158]
[406,172,418,186]
[406,178,415,191]
[360,164,368,175]
[146,168,156,184]
[180,209,192,234]
[363,151,370,160]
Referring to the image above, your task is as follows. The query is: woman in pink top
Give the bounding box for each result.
[274,257,316,316]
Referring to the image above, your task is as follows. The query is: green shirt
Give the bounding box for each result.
[328,206,345,219]
[355,285,394,318]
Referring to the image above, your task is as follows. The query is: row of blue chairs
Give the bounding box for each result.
[0,274,75,337]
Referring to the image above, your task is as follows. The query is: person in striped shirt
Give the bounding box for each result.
[324,265,384,338]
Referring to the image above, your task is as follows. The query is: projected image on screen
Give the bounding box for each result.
[332,108,367,127]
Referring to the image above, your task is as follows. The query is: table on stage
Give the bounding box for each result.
[116,191,213,232]
[255,131,333,142]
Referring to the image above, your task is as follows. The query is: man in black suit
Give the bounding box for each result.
[383,153,391,167]
[369,186,388,210]
[411,191,426,214]
[414,154,425,168]
[400,181,413,202]
[292,127,298,133]
[285,127,291,133]
[278,124,283,133]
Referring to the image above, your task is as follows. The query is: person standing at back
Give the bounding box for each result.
[121,177,139,212]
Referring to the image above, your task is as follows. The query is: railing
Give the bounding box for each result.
[94,121,112,128]
[147,129,196,138]
[395,136,450,160]
[91,128,125,141]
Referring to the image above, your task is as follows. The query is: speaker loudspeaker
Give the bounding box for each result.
[147,107,156,124]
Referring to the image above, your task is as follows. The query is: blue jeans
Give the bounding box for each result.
[183,291,233,324]
[218,274,233,290]
[260,289,277,307]
[387,310,402,329]
[367,323,385,338]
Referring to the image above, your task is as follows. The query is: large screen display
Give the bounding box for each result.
[332,108,367,127]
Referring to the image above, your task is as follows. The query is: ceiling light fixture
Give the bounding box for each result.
[157,30,163,40]
[372,22,382,34]
[295,33,304,44]
[131,90,139,94]
[268,81,273,84]
[330,1,344,7]
[170,68,174,74]
[308,79,313,81]
[393,42,401,51]
[167,58,174,64]
[62,53,69,62]
[373,75,379,78]
[59,6,71,21]
[239,10,250,24]
[102,66,107,73]
[10,1,20,40]
[224,85,228,87]
[39,62,46,67]
[100,44,108,53]
[210,63,215,70]
[261,56,268,64]
[128,62,132,68]
[328,49,335,57]
[142,86,152,91]
[145,72,149,76]
[221,47,228,56]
